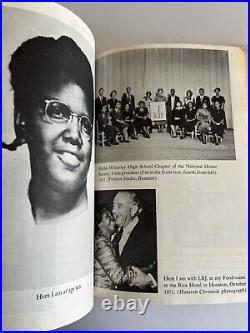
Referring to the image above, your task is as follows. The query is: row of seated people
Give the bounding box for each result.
[170,100,225,145]
[97,101,152,146]
[97,98,225,146]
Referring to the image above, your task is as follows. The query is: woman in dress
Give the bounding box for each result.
[94,207,154,290]
[196,101,212,144]
[211,100,225,145]
[107,90,118,111]
[110,100,129,142]
[185,101,197,134]
[211,87,227,129]
[123,103,138,139]
[183,90,195,106]
[135,101,152,138]
[170,100,186,139]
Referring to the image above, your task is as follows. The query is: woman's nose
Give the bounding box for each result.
[64,116,83,146]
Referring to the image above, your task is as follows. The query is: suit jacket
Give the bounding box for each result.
[95,96,106,119]
[166,95,180,111]
[117,211,158,292]
[195,95,210,109]
[121,93,135,110]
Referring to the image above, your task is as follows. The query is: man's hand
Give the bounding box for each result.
[130,267,155,289]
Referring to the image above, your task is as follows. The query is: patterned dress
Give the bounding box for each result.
[196,108,211,134]
[94,230,136,289]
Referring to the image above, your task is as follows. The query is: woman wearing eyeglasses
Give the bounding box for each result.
[3,36,93,223]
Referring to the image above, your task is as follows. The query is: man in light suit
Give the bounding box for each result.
[121,86,135,111]
[112,191,158,292]
[195,88,210,109]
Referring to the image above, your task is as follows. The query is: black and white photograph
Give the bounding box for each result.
[2,4,94,292]
[94,189,158,293]
[95,47,236,162]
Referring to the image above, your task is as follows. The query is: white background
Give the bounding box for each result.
[58,2,247,331]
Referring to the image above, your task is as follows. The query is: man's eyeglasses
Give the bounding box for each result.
[44,99,93,140]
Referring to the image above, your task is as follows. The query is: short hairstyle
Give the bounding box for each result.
[157,88,163,93]
[146,91,152,96]
[214,87,221,92]
[99,87,104,93]
[116,191,140,207]
[186,90,193,96]
[170,88,175,93]
[199,88,205,92]
[9,36,93,119]
[138,100,145,106]
[110,90,117,97]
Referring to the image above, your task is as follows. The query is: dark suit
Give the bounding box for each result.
[166,95,180,132]
[95,96,106,120]
[195,95,210,109]
[115,211,158,293]
[121,93,135,111]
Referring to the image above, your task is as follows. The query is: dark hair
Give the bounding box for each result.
[157,88,163,93]
[110,90,117,97]
[146,91,152,96]
[138,100,145,106]
[99,87,104,93]
[95,206,112,234]
[199,88,205,92]
[214,87,221,92]
[5,35,93,150]
[186,90,193,96]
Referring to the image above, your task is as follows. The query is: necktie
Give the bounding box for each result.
[112,227,123,256]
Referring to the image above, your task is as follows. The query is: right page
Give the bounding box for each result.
[94,45,247,304]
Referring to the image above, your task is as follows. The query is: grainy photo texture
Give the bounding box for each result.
[3,35,93,224]
[95,48,235,162]
[95,189,158,293]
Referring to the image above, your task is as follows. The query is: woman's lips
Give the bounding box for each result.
[57,151,81,169]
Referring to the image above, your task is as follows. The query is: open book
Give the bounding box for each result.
[2,3,247,331]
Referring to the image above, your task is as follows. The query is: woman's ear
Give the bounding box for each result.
[14,111,27,145]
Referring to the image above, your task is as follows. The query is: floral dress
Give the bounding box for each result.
[196,108,211,134]
[94,230,137,289]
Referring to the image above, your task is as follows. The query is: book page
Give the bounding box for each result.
[94,44,247,304]
[2,3,95,330]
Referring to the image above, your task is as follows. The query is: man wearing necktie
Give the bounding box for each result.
[195,88,210,110]
[121,86,135,111]
[112,191,158,292]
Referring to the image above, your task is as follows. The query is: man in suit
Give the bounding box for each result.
[121,86,135,111]
[166,88,180,133]
[195,88,210,109]
[95,87,107,120]
[112,191,158,292]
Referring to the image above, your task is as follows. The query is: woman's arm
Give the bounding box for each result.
[95,235,136,285]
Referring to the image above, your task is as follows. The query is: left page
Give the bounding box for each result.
[2,3,95,330]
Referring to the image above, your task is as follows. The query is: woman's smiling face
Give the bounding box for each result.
[26,82,92,194]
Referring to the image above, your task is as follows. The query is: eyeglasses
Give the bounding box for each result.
[44,99,93,140]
